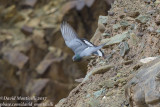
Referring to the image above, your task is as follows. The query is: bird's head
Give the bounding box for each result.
[72,55,81,61]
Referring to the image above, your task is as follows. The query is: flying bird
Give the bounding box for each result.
[60,22,105,61]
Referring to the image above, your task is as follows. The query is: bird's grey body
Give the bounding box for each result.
[60,22,105,61]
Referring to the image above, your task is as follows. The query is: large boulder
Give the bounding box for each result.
[125,58,160,107]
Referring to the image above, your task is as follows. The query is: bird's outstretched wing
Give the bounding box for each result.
[60,22,88,54]
[60,21,78,42]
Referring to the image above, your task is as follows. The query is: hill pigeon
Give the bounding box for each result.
[60,22,105,61]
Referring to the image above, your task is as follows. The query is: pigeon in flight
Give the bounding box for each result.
[60,22,105,61]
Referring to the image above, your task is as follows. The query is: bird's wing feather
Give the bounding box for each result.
[81,38,104,56]
[81,38,94,46]
[61,21,78,41]
[80,43,106,57]
[60,22,88,54]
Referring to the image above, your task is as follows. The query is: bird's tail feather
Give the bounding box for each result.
[97,43,106,49]
[93,43,106,56]
[93,50,104,56]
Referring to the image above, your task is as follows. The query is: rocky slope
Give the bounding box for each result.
[56,0,160,107]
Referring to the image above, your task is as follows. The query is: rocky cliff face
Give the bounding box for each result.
[56,0,160,106]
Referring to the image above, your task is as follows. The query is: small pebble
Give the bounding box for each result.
[137,32,144,37]
[21,25,33,35]
[108,11,114,16]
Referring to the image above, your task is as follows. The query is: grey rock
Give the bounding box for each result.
[108,11,114,16]
[21,0,38,8]
[124,8,128,13]
[98,15,108,24]
[3,49,28,69]
[156,29,160,34]
[119,41,129,57]
[86,94,91,98]
[147,10,156,15]
[147,26,154,32]
[135,15,150,24]
[125,58,160,107]
[120,20,129,28]
[101,31,130,47]
[21,25,33,35]
[144,0,151,3]
[129,33,139,46]
[113,23,121,30]
[104,80,115,88]
[130,24,135,30]
[111,19,116,24]
[105,54,112,62]
[88,98,100,107]
[137,32,144,37]
[102,32,110,36]
[82,65,113,82]
[93,88,106,98]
